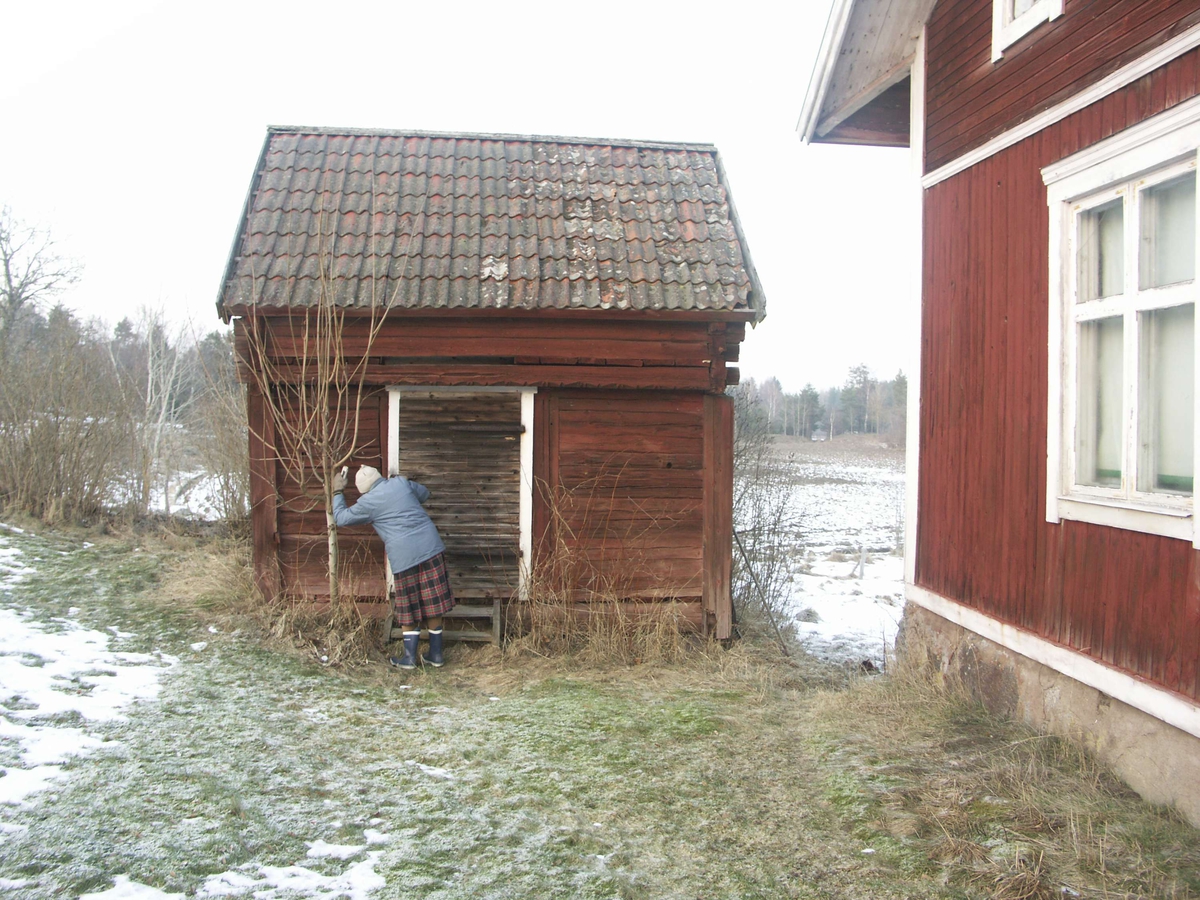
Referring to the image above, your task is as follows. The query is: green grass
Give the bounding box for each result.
[0,524,1197,899]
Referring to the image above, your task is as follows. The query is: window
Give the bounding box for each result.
[993,0,1063,61]
[1045,100,1200,544]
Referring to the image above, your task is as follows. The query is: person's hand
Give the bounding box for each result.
[331,468,348,493]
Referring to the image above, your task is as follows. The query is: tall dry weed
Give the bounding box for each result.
[508,478,694,666]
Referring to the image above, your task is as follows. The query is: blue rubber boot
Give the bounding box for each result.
[389,631,419,670]
[422,628,445,668]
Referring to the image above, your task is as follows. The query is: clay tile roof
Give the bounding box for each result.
[217,127,765,321]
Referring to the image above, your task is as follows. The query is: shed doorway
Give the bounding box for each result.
[386,387,535,631]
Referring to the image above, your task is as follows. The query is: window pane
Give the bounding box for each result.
[1139,172,1196,290]
[1078,199,1124,301]
[1076,316,1124,488]
[1012,0,1036,15]
[1139,304,1194,494]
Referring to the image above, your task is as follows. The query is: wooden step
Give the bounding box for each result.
[381,598,502,645]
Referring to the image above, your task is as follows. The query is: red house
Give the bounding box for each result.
[217,128,763,641]
[802,0,1200,823]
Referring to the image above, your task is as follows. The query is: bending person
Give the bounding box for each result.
[332,465,455,670]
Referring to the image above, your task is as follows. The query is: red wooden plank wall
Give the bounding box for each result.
[268,389,387,598]
[919,49,1200,701]
[925,0,1200,173]
[541,390,707,611]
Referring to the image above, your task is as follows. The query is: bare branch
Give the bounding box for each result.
[0,206,81,350]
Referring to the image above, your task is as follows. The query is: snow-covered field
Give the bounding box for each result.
[774,436,906,669]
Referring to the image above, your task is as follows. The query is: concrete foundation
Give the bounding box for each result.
[896,601,1200,827]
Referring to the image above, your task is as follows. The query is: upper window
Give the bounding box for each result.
[1045,101,1200,544]
[993,0,1063,61]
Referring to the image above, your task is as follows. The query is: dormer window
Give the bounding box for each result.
[993,0,1063,61]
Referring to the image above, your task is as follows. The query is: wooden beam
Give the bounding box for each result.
[266,363,714,392]
[703,393,735,641]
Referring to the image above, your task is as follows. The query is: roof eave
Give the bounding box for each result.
[797,0,857,144]
[215,130,273,323]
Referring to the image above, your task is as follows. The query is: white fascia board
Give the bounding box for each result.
[907,584,1200,739]
[905,28,926,586]
[924,22,1200,189]
[798,0,857,143]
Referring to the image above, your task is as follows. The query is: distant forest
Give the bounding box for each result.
[732,365,907,445]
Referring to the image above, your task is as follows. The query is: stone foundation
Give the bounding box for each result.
[896,601,1200,827]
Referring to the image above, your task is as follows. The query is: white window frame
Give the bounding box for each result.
[1045,99,1200,546]
[993,0,1063,62]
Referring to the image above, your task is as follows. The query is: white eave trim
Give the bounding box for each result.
[798,0,857,143]
[923,21,1200,189]
[908,584,1200,740]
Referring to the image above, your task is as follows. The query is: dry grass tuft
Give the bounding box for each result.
[155,531,380,668]
[263,596,379,668]
[505,480,700,667]
[804,663,1200,898]
[984,852,1056,900]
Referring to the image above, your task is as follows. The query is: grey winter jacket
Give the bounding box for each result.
[332,476,446,575]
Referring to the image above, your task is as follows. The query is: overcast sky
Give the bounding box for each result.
[0,1,916,393]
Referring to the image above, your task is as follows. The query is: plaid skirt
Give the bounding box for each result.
[392,553,455,627]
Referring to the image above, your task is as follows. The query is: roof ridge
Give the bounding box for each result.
[266,125,720,154]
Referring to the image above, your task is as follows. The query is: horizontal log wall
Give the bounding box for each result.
[242,314,737,629]
[233,315,744,393]
[541,390,707,606]
[919,49,1200,701]
[925,0,1200,172]
[268,389,386,598]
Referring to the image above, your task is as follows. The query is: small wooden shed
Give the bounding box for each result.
[217,127,765,640]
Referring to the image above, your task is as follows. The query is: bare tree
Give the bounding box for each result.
[189,330,250,523]
[108,309,195,516]
[0,207,80,353]
[241,290,393,604]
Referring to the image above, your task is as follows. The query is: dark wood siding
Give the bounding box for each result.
[273,389,386,598]
[397,392,521,601]
[925,0,1200,172]
[919,50,1200,701]
[539,390,709,630]
[239,313,744,630]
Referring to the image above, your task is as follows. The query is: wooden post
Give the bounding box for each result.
[247,382,280,600]
[703,392,735,640]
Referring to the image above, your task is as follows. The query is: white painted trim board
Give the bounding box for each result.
[924,22,1200,189]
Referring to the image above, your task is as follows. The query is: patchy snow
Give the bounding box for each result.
[0,540,35,592]
[0,601,177,807]
[777,438,907,669]
[306,839,365,860]
[148,469,244,522]
[198,852,386,899]
[80,875,184,899]
[405,760,455,780]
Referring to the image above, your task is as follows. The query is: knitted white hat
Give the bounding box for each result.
[355,465,383,494]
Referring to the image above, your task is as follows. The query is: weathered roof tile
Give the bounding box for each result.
[219,128,763,318]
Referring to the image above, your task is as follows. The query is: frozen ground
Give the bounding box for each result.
[0,525,390,898]
[774,435,906,669]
